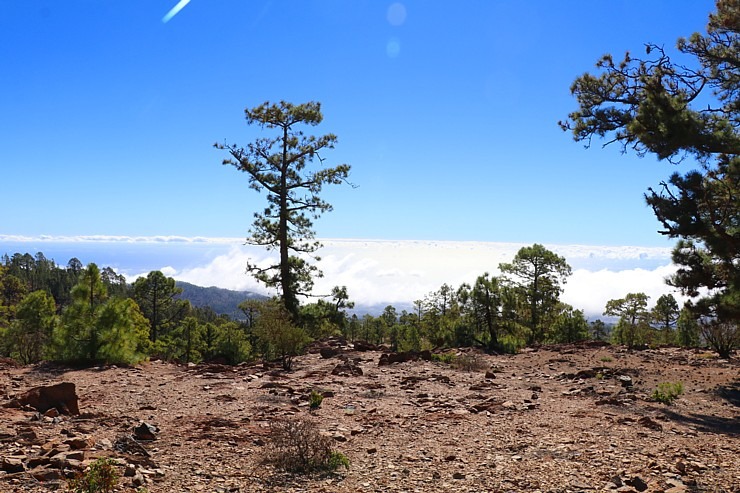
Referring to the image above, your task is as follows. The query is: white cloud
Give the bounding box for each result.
[561,264,683,317]
[1,235,682,316]
[130,238,679,316]
[0,234,237,244]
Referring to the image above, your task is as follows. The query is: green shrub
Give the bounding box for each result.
[498,334,524,354]
[309,390,324,410]
[67,458,119,493]
[599,356,613,363]
[327,451,350,471]
[652,382,684,405]
[431,352,457,364]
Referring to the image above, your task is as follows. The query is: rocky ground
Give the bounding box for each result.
[1,342,738,493]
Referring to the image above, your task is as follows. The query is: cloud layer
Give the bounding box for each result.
[132,238,679,317]
[1,235,681,317]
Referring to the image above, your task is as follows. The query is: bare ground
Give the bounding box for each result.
[1,343,738,493]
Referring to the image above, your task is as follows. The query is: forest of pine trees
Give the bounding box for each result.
[0,244,709,369]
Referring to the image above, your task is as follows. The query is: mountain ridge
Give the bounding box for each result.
[175,281,266,319]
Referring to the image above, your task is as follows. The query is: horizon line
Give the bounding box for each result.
[0,234,673,251]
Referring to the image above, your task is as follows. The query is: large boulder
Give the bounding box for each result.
[3,382,80,415]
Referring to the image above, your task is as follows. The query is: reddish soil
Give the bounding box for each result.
[1,343,738,492]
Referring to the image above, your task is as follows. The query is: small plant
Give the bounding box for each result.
[262,417,349,474]
[67,458,119,493]
[599,356,613,363]
[309,390,324,410]
[327,451,351,471]
[431,352,457,364]
[652,382,684,405]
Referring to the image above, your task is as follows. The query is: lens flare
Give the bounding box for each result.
[162,0,191,23]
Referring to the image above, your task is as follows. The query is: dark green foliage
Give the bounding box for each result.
[252,299,311,370]
[216,101,351,321]
[300,286,355,339]
[499,244,572,344]
[470,273,504,349]
[651,294,680,344]
[590,319,609,341]
[153,316,204,363]
[7,290,57,363]
[676,306,701,347]
[431,352,457,364]
[604,293,650,348]
[549,305,589,343]
[133,271,189,342]
[214,320,252,364]
[562,1,739,355]
[1,253,90,310]
[53,264,150,365]
[353,246,576,353]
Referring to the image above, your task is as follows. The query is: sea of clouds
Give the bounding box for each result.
[0,235,682,318]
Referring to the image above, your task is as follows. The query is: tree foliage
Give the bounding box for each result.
[252,298,311,370]
[132,270,189,342]
[562,1,739,356]
[8,290,57,363]
[549,304,589,344]
[499,244,572,344]
[53,264,150,364]
[216,101,351,321]
[651,294,680,344]
[604,293,651,348]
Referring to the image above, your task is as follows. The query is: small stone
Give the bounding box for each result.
[65,437,94,450]
[502,401,517,410]
[1,457,25,473]
[134,422,158,441]
[44,407,60,418]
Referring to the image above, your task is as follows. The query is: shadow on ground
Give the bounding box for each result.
[660,408,739,437]
[716,379,740,407]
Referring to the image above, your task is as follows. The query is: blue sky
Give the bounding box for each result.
[0,2,718,314]
[0,1,715,245]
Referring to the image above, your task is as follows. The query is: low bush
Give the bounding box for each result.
[652,382,684,405]
[431,352,456,364]
[67,458,119,493]
[452,352,488,372]
[262,417,349,474]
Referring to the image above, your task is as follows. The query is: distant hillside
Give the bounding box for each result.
[175,281,266,319]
